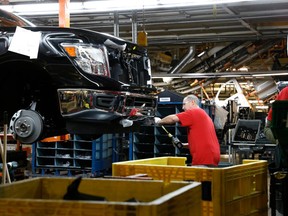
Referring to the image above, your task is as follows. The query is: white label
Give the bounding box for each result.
[159,97,171,102]
[8,26,41,59]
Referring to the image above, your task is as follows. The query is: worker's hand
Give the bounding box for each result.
[154,117,162,125]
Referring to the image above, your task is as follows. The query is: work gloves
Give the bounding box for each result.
[154,117,161,125]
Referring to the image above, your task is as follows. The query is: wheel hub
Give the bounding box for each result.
[14,117,34,137]
[9,110,43,144]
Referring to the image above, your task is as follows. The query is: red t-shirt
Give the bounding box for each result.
[267,87,288,121]
[176,108,220,166]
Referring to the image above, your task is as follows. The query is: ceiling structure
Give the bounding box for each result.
[1,0,288,107]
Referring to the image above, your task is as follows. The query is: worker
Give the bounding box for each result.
[154,94,220,166]
[264,85,288,168]
[264,86,288,143]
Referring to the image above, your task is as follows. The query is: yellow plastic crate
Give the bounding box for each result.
[112,157,268,216]
[0,177,201,216]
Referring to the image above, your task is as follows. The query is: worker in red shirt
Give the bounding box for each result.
[264,86,288,143]
[155,94,220,166]
[264,85,288,169]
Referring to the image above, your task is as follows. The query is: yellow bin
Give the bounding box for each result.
[112,157,268,216]
[0,177,201,216]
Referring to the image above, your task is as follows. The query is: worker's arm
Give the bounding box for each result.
[157,114,180,125]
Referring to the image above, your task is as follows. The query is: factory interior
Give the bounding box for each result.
[0,0,288,215]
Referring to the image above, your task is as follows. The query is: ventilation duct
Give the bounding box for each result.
[168,46,195,74]
[253,78,277,100]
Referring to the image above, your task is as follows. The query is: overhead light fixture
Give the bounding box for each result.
[238,66,249,72]
[252,72,288,77]
[162,77,173,83]
[197,51,206,57]
[249,100,264,104]
[269,100,275,104]
[152,70,288,78]
[0,0,264,15]
[0,2,83,15]
[255,105,269,109]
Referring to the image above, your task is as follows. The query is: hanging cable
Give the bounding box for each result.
[137,1,148,46]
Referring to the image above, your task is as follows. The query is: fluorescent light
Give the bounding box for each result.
[249,100,264,104]
[197,51,206,57]
[162,77,173,83]
[152,70,288,79]
[239,66,249,72]
[0,5,13,12]
[84,0,157,12]
[252,73,288,77]
[256,105,269,109]
[155,0,262,8]
[0,0,263,15]
[0,2,84,15]
[14,3,59,13]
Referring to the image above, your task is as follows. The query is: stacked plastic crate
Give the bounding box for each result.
[32,134,116,176]
[112,157,268,216]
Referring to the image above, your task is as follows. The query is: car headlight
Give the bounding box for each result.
[61,43,110,77]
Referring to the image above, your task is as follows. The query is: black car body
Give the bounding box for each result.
[0,9,157,143]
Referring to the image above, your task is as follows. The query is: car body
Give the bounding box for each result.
[0,9,157,143]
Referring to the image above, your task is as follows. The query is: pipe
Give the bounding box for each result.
[1,111,11,184]
[113,11,119,37]
[168,46,195,74]
[131,11,137,44]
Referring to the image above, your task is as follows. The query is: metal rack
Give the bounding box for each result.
[228,142,276,164]
[32,134,118,176]
[131,101,191,163]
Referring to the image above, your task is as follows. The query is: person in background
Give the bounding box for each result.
[154,94,220,166]
[264,85,288,169]
[264,86,288,143]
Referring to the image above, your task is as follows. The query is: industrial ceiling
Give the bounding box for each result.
[1,0,288,105]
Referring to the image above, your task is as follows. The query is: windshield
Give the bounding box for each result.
[0,9,35,27]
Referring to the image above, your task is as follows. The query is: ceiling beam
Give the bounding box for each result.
[152,70,288,79]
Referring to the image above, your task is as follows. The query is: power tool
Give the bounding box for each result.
[161,125,183,150]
